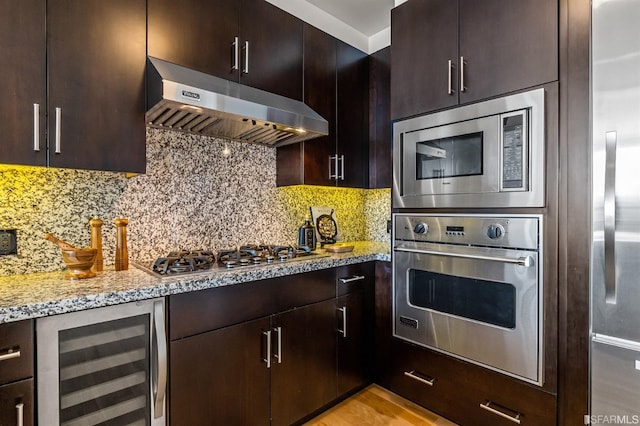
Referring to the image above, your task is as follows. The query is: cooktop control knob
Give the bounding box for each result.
[413,222,429,234]
[487,224,505,240]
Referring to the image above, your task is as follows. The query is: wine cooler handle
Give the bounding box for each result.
[153,301,167,419]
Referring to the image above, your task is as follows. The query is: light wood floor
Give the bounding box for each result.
[304,385,458,426]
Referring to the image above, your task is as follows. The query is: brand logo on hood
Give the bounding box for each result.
[181,90,201,101]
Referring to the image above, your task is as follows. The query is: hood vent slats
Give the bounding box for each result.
[145,57,328,147]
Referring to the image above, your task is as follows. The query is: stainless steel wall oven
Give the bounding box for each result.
[393,88,545,208]
[393,214,543,385]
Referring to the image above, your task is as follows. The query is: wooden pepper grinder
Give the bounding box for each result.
[114,218,129,271]
[89,217,104,273]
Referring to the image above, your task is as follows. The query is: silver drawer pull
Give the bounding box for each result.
[54,107,62,153]
[403,370,435,386]
[16,402,24,426]
[33,103,40,151]
[339,275,365,284]
[263,330,271,369]
[0,349,21,362]
[479,401,521,424]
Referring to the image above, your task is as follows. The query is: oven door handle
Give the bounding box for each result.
[394,246,534,267]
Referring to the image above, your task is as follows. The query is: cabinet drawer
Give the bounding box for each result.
[170,269,335,340]
[0,378,34,426]
[336,262,374,296]
[0,320,33,384]
[389,339,556,425]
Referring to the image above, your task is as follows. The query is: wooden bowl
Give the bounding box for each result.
[61,248,97,280]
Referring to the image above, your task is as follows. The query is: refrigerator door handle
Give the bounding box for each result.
[604,130,617,304]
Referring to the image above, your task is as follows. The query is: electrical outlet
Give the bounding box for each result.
[0,230,17,255]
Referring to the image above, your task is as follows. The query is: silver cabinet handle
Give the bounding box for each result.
[242,41,249,74]
[339,155,345,180]
[395,246,533,267]
[0,349,21,362]
[329,155,338,179]
[16,402,24,426]
[479,401,522,424]
[152,301,167,419]
[604,130,617,303]
[54,107,62,154]
[460,56,466,92]
[232,37,239,71]
[33,103,40,151]
[263,330,272,368]
[404,370,435,386]
[337,307,347,337]
[273,326,282,364]
[339,275,365,284]
[447,60,454,95]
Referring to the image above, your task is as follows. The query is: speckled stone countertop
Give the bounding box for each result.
[0,241,390,324]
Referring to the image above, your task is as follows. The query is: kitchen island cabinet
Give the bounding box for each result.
[0,320,34,426]
[0,0,146,173]
[149,0,303,101]
[391,0,558,120]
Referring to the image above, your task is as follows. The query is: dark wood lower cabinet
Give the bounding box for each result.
[271,299,337,426]
[170,317,271,426]
[387,339,557,425]
[168,265,376,425]
[0,379,34,426]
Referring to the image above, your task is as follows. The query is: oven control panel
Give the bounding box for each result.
[394,214,540,250]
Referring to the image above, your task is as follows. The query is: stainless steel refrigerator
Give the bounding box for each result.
[591,0,640,420]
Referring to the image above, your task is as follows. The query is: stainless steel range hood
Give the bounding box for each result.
[146,57,328,147]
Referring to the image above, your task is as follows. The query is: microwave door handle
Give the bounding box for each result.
[394,246,533,267]
[604,131,617,304]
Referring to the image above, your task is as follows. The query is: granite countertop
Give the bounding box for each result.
[0,241,390,324]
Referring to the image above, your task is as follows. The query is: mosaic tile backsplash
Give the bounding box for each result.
[0,128,390,276]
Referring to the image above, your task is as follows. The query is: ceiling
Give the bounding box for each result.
[306,0,395,37]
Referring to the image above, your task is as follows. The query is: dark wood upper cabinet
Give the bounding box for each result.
[336,40,369,188]
[458,0,558,105]
[47,0,146,173]
[368,47,392,189]
[391,0,558,120]
[276,29,371,188]
[0,0,46,167]
[276,24,336,187]
[148,0,303,100]
[391,0,459,120]
[148,0,239,82]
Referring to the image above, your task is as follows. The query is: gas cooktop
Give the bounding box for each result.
[134,244,329,278]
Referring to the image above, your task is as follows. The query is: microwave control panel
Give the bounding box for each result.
[500,109,529,192]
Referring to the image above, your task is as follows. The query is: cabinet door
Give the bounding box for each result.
[271,299,337,426]
[47,0,146,173]
[0,0,46,167]
[458,0,558,104]
[148,0,239,81]
[391,0,459,120]
[240,0,303,100]
[337,291,370,395]
[170,317,271,426]
[0,379,34,426]
[337,41,369,188]
[276,24,336,187]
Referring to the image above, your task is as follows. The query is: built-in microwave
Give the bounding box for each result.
[393,88,545,208]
